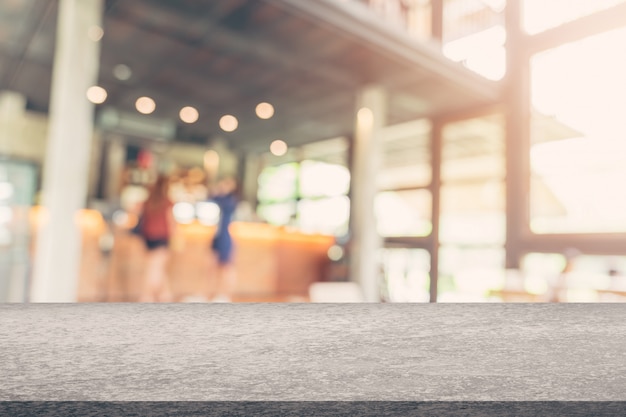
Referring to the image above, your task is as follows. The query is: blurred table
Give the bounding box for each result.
[595,288,626,301]
[488,289,545,302]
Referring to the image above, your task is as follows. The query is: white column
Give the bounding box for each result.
[349,85,387,302]
[31,0,103,302]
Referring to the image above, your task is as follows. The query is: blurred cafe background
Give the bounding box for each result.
[2,0,626,303]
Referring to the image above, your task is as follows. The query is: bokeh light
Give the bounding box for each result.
[219,114,238,132]
[256,102,275,119]
[179,106,199,123]
[135,96,156,114]
[113,64,132,81]
[87,25,103,41]
[86,86,107,104]
[173,202,195,224]
[270,140,288,156]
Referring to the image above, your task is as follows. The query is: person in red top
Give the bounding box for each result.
[138,175,175,302]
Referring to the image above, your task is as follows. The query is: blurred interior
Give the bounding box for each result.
[2,0,626,303]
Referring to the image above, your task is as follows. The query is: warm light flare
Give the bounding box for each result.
[136,97,156,114]
[219,115,238,132]
[179,106,199,123]
[86,86,107,104]
[87,26,103,41]
[256,102,275,119]
[270,140,288,156]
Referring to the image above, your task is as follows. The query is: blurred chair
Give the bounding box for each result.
[308,282,364,302]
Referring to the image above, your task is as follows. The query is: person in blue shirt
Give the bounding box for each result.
[209,176,238,302]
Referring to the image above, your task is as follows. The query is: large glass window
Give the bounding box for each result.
[439,114,506,301]
[257,163,299,203]
[438,247,505,301]
[380,248,430,302]
[256,159,350,235]
[376,119,432,238]
[0,160,38,302]
[442,0,506,80]
[299,160,350,198]
[523,0,626,35]
[375,189,432,237]
[440,181,504,245]
[521,253,626,302]
[440,114,505,245]
[256,162,299,226]
[530,27,626,234]
[366,0,433,41]
[298,160,351,236]
[378,119,431,190]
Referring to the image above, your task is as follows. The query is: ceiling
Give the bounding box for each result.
[0,0,501,154]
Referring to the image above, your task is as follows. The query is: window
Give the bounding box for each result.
[257,163,299,203]
[380,248,430,302]
[441,114,505,246]
[375,189,432,237]
[438,114,506,301]
[376,118,432,237]
[256,160,350,235]
[442,0,507,80]
[438,247,505,301]
[0,160,38,302]
[523,0,626,35]
[367,0,433,41]
[530,27,626,233]
[521,253,626,302]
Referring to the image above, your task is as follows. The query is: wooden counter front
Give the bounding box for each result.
[106,221,334,302]
[26,208,335,302]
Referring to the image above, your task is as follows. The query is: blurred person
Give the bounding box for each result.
[137,175,175,302]
[545,248,579,302]
[208,176,238,302]
[607,265,626,289]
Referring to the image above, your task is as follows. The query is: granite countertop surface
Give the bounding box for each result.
[1,303,625,401]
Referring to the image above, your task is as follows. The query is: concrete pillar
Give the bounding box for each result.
[31,0,103,302]
[349,85,387,302]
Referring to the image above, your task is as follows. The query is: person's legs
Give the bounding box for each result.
[139,249,158,302]
[213,243,236,301]
[208,235,234,301]
[205,248,219,300]
[213,262,236,302]
[154,248,172,302]
[139,242,171,302]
